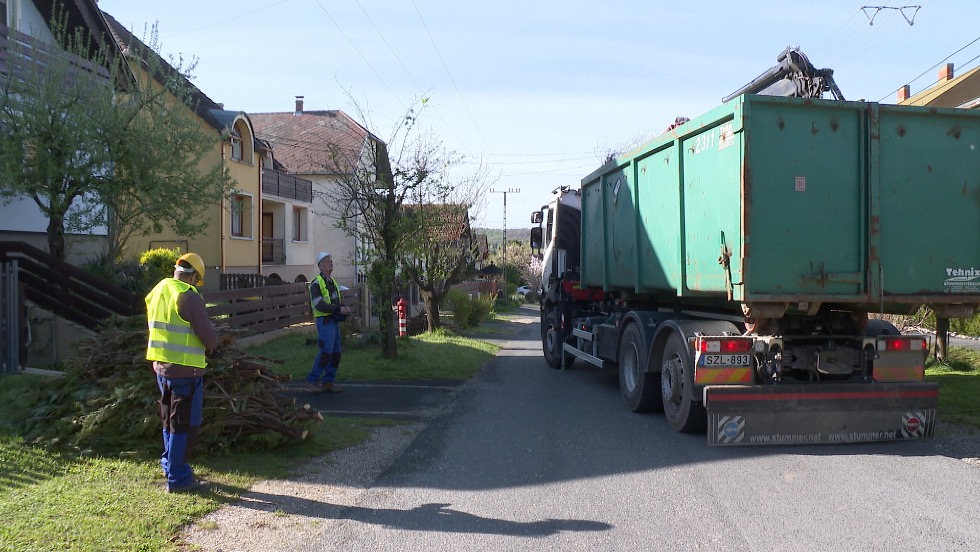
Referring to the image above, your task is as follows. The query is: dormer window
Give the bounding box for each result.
[229,120,253,163]
[229,128,243,161]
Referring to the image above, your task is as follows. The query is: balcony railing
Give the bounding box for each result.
[0,23,111,87]
[262,168,313,202]
[262,238,286,265]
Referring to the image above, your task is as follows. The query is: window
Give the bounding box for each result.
[292,206,308,242]
[229,121,251,163]
[230,135,242,161]
[230,194,252,238]
[1,1,7,27]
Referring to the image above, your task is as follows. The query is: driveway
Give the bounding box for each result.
[278,307,541,421]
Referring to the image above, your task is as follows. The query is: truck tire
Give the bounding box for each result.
[542,310,572,369]
[660,332,707,433]
[619,323,662,412]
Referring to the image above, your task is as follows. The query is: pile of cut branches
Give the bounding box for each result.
[19,315,321,454]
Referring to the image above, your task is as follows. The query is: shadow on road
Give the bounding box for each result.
[238,490,614,536]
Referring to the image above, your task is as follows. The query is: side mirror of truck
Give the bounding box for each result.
[531,211,543,224]
[530,227,542,253]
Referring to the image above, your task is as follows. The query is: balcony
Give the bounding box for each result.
[262,168,313,202]
[0,23,111,86]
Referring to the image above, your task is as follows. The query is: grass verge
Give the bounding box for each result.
[0,414,395,551]
[926,346,980,428]
[246,328,499,381]
[0,328,500,551]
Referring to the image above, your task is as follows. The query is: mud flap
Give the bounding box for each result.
[704,383,938,446]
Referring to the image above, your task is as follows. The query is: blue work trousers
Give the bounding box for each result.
[156,374,204,491]
[307,316,341,384]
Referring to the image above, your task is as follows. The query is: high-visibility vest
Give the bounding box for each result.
[310,275,341,318]
[145,278,207,368]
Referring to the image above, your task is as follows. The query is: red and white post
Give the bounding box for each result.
[397,297,408,337]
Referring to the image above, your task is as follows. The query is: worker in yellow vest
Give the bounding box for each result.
[306,252,352,392]
[145,252,218,493]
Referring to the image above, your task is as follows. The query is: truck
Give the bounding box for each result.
[531,48,980,445]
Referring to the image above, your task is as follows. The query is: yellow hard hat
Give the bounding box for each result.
[176,252,206,287]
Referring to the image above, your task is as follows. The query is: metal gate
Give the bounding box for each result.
[1,261,20,375]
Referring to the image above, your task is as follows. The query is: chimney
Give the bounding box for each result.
[295,95,304,114]
[897,85,911,102]
[939,63,954,82]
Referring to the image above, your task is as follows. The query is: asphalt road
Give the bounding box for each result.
[294,316,980,552]
[948,334,980,351]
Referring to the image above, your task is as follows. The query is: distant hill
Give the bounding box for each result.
[475,227,531,249]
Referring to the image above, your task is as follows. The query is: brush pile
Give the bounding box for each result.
[20,315,322,454]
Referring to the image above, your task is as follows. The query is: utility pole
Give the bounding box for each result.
[490,188,520,255]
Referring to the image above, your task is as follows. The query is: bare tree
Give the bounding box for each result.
[395,125,491,330]
[325,102,426,358]
[401,203,480,332]
[325,97,493,349]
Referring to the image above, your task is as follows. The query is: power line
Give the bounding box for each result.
[311,0,406,111]
[347,0,471,154]
[894,50,980,104]
[827,9,901,68]
[350,0,423,93]
[878,34,980,102]
[812,9,862,58]
[410,0,496,161]
[818,14,870,62]
[833,11,906,71]
[262,135,597,173]
[162,0,291,38]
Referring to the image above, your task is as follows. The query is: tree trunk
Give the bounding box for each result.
[47,215,67,260]
[380,297,397,358]
[421,290,441,331]
[934,317,949,363]
[373,255,398,359]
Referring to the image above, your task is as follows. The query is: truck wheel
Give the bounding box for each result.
[619,323,661,412]
[660,332,707,433]
[541,311,565,370]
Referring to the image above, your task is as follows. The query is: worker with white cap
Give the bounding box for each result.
[145,252,218,492]
[306,252,352,392]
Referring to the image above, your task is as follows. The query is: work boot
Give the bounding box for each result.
[321,382,342,393]
[305,382,322,393]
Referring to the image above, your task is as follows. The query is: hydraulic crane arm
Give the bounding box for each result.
[722,47,844,103]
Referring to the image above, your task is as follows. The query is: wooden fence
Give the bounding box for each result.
[203,282,363,336]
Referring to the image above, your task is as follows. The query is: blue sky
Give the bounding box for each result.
[98,0,980,229]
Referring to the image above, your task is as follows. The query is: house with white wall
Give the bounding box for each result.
[249,98,381,287]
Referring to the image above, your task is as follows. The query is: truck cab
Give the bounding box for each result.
[532,187,581,304]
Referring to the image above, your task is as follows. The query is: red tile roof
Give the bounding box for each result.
[249,110,373,175]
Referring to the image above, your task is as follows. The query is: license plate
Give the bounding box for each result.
[701,354,751,366]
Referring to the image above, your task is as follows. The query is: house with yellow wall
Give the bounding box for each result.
[102,13,273,291]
